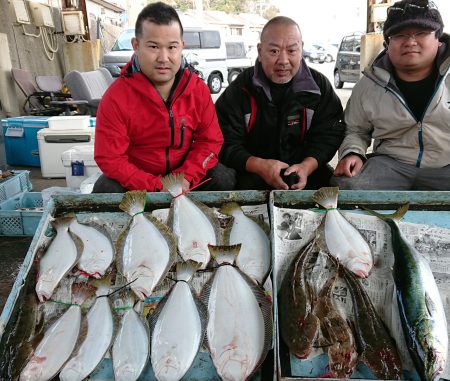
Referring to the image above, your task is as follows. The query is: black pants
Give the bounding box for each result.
[235,165,333,190]
[92,163,237,193]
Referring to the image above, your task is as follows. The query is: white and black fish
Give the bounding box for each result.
[162,173,221,269]
[312,187,373,278]
[36,216,83,303]
[117,190,177,300]
[149,260,207,381]
[203,245,272,381]
[221,202,271,285]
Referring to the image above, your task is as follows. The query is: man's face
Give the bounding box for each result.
[131,20,184,87]
[387,27,440,74]
[257,24,302,84]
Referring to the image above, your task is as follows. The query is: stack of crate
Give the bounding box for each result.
[0,170,43,236]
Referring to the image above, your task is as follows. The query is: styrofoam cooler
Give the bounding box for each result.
[61,145,101,189]
[37,128,95,178]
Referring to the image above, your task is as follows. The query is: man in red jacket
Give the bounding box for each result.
[93,2,235,192]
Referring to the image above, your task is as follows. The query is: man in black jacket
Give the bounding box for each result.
[215,16,345,190]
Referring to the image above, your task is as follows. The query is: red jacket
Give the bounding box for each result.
[95,63,223,191]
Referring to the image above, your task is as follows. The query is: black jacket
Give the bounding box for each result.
[215,60,345,172]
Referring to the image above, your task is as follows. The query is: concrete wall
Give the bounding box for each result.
[0,0,100,117]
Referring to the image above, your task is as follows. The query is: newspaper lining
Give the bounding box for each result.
[273,206,450,379]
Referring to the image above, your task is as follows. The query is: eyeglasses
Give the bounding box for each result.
[387,1,438,16]
[388,30,436,43]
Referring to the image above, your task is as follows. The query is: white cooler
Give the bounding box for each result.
[61,145,101,189]
[37,128,95,178]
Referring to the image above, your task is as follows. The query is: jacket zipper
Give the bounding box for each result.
[369,71,446,168]
[165,70,193,173]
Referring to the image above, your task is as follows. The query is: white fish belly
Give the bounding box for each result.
[324,210,372,277]
[122,215,171,297]
[207,267,265,381]
[20,307,81,381]
[70,220,113,277]
[59,298,114,381]
[173,198,215,267]
[36,231,78,300]
[113,309,149,381]
[151,283,202,381]
[230,214,270,284]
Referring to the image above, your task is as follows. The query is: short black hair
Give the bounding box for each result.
[135,2,183,39]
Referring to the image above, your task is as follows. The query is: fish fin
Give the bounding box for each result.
[208,244,241,265]
[361,203,409,222]
[114,220,132,276]
[425,291,437,316]
[71,281,95,305]
[221,215,234,245]
[68,228,84,264]
[312,186,339,209]
[194,296,208,348]
[161,172,184,196]
[90,275,112,296]
[50,215,74,231]
[248,213,271,236]
[119,190,147,216]
[176,260,202,282]
[220,202,241,216]
[147,293,169,334]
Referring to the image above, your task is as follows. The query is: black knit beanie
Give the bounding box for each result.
[383,0,444,43]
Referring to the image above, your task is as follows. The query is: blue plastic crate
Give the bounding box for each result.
[0,170,32,203]
[0,192,43,236]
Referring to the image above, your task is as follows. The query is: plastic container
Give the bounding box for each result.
[61,145,101,189]
[0,170,32,203]
[1,116,51,166]
[37,128,95,178]
[47,115,90,130]
[0,192,43,236]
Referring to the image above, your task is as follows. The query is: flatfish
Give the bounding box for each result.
[35,216,83,302]
[117,190,177,300]
[312,187,373,278]
[364,204,447,381]
[69,217,114,278]
[59,278,114,381]
[20,283,93,381]
[221,202,271,285]
[278,239,320,359]
[149,260,207,381]
[112,293,149,381]
[161,173,220,269]
[203,245,272,381]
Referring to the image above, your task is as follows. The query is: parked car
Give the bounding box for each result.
[333,32,362,88]
[302,45,325,63]
[312,43,338,62]
[225,41,252,83]
[102,27,229,93]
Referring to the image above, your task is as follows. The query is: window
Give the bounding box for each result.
[184,31,201,49]
[200,31,220,49]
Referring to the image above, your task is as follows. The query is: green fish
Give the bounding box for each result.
[363,204,447,381]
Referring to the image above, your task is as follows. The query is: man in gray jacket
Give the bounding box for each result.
[331,0,450,190]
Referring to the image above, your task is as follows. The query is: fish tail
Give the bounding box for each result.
[362,203,409,222]
[208,244,241,265]
[71,281,95,305]
[176,260,202,282]
[119,190,147,216]
[50,215,75,231]
[312,186,339,209]
[161,172,184,196]
[220,202,241,216]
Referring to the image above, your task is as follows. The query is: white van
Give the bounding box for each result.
[101,27,228,94]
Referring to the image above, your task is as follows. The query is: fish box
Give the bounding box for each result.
[0,191,275,380]
[269,190,450,381]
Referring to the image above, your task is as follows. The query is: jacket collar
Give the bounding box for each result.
[251,59,320,101]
